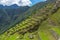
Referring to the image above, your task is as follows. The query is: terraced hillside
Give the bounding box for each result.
[0,0,60,40]
[0,0,48,33]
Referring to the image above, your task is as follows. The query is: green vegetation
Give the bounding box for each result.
[0,0,60,40]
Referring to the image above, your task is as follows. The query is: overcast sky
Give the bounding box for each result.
[0,0,46,6]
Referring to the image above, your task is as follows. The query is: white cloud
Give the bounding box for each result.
[0,0,32,6]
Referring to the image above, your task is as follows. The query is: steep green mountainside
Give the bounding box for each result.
[0,6,29,32]
[0,0,51,34]
[0,0,60,40]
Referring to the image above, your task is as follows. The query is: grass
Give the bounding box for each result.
[51,28,60,35]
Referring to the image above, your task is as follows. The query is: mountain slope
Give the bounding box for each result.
[0,6,29,31]
[0,0,48,34]
[0,0,60,40]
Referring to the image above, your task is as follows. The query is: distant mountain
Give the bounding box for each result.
[5,6,30,19]
[0,5,30,31]
[0,4,19,9]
